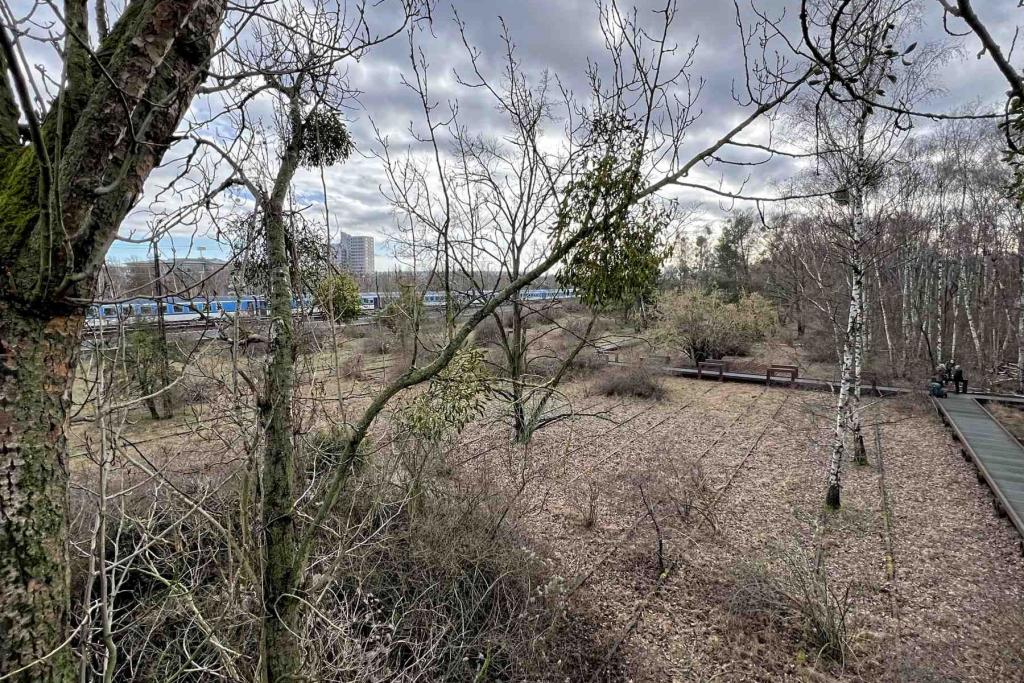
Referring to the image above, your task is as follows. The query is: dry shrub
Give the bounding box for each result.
[802,330,838,364]
[294,325,325,354]
[560,300,589,315]
[359,333,389,356]
[342,353,365,379]
[474,315,507,347]
[592,366,666,400]
[568,480,601,528]
[70,441,608,682]
[563,316,593,338]
[318,492,575,679]
[727,546,853,666]
[69,479,260,682]
[342,321,375,339]
[665,462,716,529]
[176,374,220,405]
[570,350,608,375]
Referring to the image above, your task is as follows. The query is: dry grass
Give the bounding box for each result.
[987,400,1024,444]
[727,545,854,665]
[455,378,1024,681]
[591,366,666,400]
[71,317,1024,681]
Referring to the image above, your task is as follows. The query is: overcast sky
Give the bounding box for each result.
[94,0,1021,265]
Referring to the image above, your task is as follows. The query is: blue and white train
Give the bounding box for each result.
[85,288,576,328]
[85,296,273,329]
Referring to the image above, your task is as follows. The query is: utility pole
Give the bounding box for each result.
[152,239,174,418]
[198,245,208,299]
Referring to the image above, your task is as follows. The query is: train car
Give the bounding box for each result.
[359,293,380,311]
[83,288,578,329]
[423,291,448,308]
[85,295,269,328]
[518,288,575,302]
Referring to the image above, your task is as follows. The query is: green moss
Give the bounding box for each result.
[0,146,42,261]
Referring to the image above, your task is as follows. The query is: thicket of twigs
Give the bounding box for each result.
[68,406,609,681]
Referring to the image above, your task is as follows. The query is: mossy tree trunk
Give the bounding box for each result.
[0,2,226,678]
[0,303,79,681]
[259,94,304,683]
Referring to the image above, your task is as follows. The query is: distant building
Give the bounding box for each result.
[331,232,375,275]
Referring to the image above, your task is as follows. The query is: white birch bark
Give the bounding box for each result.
[826,291,857,508]
[847,109,868,467]
[950,291,960,362]
[848,201,867,466]
[936,257,944,365]
[875,262,895,374]
[827,143,867,503]
[959,261,984,371]
[1018,226,1024,394]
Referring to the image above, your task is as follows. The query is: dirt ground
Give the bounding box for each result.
[72,322,1024,681]
[463,376,1024,682]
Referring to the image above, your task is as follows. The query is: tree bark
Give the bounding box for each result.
[875,262,895,376]
[0,303,80,681]
[260,98,303,683]
[936,257,945,365]
[510,299,528,442]
[960,262,984,371]
[0,1,226,676]
[847,109,868,468]
[826,294,856,509]
[1019,226,1024,395]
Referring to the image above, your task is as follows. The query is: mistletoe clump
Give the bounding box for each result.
[400,348,490,442]
[298,109,354,168]
[556,113,671,311]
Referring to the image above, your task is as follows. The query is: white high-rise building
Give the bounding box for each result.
[331,232,375,275]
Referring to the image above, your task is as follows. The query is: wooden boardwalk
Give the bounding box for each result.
[933,394,1024,542]
[637,358,1024,403]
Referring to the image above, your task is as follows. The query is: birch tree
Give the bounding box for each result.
[800,0,927,508]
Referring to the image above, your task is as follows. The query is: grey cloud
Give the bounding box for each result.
[100,0,1020,265]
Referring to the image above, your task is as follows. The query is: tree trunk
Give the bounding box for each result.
[261,200,301,682]
[261,100,303,683]
[847,111,867,468]
[0,303,80,681]
[960,263,983,372]
[1018,226,1024,395]
[851,268,867,466]
[0,1,225,673]
[153,243,174,418]
[511,299,528,442]
[826,300,855,509]
[936,257,945,365]
[875,262,895,377]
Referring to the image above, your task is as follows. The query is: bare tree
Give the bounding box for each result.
[186,1,420,678]
[2,0,811,678]
[799,0,931,507]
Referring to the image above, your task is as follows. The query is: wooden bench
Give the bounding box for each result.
[697,360,727,381]
[767,364,799,386]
